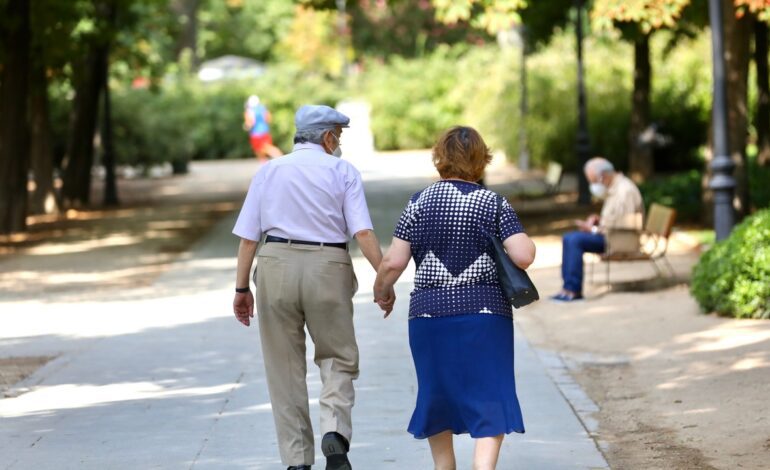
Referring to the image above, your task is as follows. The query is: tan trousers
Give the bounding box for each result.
[255,242,359,466]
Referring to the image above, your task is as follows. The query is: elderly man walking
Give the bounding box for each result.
[551,157,644,302]
[232,105,393,470]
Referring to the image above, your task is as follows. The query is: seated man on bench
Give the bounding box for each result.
[551,157,643,302]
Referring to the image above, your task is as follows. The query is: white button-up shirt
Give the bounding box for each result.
[232,142,373,243]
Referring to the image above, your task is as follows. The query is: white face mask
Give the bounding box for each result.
[329,133,342,158]
[589,182,608,199]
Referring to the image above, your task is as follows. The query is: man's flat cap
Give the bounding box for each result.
[295,105,350,131]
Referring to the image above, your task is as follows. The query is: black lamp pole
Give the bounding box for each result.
[575,0,591,204]
[708,0,736,240]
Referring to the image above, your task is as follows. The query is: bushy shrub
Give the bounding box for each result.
[691,208,770,319]
[639,170,703,222]
[108,65,343,168]
[360,45,465,150]
[48,29,713,174]
[360,30,711,173]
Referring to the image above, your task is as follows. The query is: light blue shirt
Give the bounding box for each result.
[233,143,374,243]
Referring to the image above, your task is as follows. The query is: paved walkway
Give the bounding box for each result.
[0,155,607,469]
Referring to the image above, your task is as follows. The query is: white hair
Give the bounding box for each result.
[246,95,260,107]
[585,158,615,176]
[293,127,333,145]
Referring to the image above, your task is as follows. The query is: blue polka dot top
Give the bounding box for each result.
[393,180,525,320]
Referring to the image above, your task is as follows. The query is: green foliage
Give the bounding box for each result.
[591,0,691,32]
[636,156,769,224]
[735,0,770,22]
[748,150,770,210]
[431,0,526,34]
[691,208,770,319]
[639,170,702,221]
[360,46,466,150]
[198,0,295,62]
[105,65,343,167]
[351,1,493,59]
[359,29,710,173]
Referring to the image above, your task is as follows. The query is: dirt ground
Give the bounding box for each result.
[518,245,770,470]
[2,160,768,469]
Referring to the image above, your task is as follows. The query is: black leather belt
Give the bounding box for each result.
[265,235,348,250]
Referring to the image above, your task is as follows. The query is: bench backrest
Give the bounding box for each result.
[545,162,563,189]
[644,203,676,238]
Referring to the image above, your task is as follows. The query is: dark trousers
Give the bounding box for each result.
[561,231,606,293]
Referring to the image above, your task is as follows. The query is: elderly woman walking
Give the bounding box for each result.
[373,126,536,469]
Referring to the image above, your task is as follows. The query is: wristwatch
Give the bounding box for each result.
[235,287,250,293]
[590,225,599,234]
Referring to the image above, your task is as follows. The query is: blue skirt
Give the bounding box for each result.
[407,314,525,439]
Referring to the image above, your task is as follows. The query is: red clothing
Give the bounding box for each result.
[249,133,273,154]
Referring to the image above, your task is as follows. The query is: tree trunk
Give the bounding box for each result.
[29,47,59,215]
[755,19,770,167]
[61,43,107,208]
[171,0,200,67]
[723,0,752,219]
[102,53,119,206]
[628,33,653,183]
[0,0,31,234]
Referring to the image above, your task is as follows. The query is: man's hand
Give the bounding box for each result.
[576,214,600,232]
[374,286,396,318]
[233,291,254,326]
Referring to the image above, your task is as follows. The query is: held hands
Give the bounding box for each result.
[233,291,254,327]
[373,286,396,318]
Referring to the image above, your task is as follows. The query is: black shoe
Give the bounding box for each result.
[287,466,311,470]
[321,432,351,470]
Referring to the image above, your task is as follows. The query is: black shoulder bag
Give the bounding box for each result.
[486,195,539,308]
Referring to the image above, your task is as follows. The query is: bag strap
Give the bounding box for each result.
[494,195,502,238]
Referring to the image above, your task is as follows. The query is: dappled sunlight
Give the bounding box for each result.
[662,407,717,417]
[0,292,230,341]
[0,381,241,418]
[674,321,770,353]
[731,355,769,371]
[238,398,319,416]
[0,261,174,288]
[146,220,197,230]
[630,346,665,361]
[25,233,143,256]
[529,235,562,270]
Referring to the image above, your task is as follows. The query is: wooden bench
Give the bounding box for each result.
[590,203,677,286]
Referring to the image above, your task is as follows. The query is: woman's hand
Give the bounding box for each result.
[373,238,412,318]
[374,286,396,317]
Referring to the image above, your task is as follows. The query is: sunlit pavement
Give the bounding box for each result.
[0,154,607,469]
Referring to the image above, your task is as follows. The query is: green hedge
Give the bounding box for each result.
[49,30,713,173]
[691,208,770,319]
[637,155,770,223]
[359,45,466,151]
[639,170,702,222]
[51,65,344,170]
[357,31,711,172]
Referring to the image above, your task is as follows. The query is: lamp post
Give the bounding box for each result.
[708,0,736,240]
[575,0,591,204]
